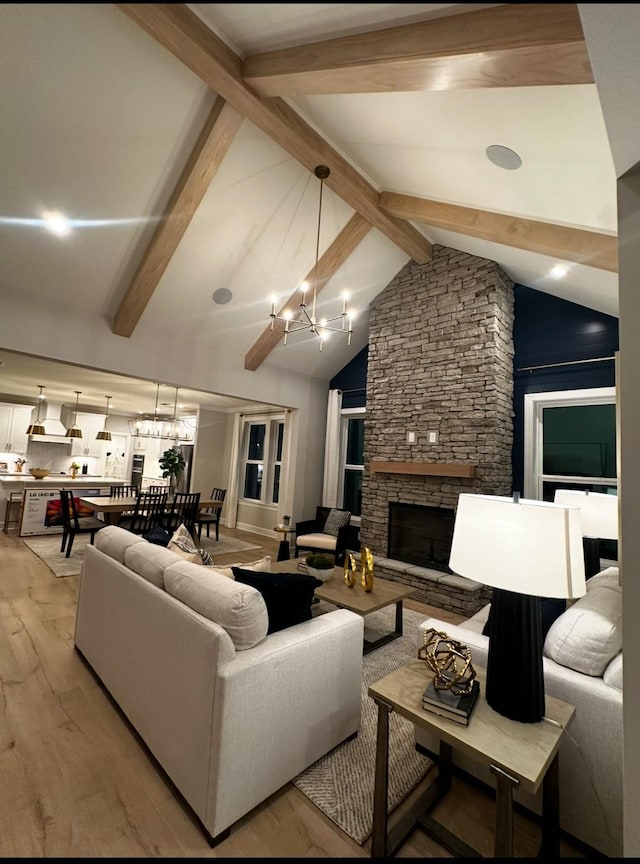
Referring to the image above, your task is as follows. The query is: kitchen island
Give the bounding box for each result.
[1,475,126,534]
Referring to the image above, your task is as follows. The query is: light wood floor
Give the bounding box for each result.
[0,526,589,858]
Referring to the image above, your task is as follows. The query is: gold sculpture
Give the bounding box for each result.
[418,627,476,696]
[343,552,357,587]
[361,546,374,592]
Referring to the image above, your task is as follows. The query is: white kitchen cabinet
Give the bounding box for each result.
[0,403,33,452]
[71,412,107,459]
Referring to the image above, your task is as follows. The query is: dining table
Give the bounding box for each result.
[78,494,223,526]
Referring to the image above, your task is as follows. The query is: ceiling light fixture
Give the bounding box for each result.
[43,210,72,237]
[96,396,112,441]
[65,390,83,438]
[26,385,46,435]
[269,165,352,351]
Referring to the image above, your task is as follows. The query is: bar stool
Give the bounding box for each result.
[3,491,23,534]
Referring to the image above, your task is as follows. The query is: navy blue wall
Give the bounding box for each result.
[330,285,619,489]
[512,285,618,493]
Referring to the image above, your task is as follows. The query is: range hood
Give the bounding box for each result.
[28,401,72,443]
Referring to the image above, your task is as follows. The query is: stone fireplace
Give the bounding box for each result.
[360,245,514,612]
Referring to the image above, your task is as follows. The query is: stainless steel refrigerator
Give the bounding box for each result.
[176,444,194,493]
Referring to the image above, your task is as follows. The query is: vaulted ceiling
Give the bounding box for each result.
[0,3,619,411]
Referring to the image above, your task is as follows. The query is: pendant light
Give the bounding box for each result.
[172,386,179,441]
[152,382,160,437]
[65,390,83,438]
[96,395,112,441]
[26,385,46,435]
[269,165,353,351]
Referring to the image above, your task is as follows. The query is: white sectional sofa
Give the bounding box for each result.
[415,567,623,857]
[74,526,364,845]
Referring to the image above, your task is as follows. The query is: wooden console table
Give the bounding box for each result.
[368,662,574,858]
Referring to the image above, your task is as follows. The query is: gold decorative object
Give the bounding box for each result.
[343,552,357,587]
[361,546,374,592]
[418,627,476,696]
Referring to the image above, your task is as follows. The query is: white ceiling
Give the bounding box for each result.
[0,3,620,415]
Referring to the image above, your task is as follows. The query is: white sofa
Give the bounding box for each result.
[74,526,364,845]
[415,568,623,857]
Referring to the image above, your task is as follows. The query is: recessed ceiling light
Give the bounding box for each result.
[43,210,71,237]
[550,264,569,279]
[212,288,233,305]
[485,145,522,170]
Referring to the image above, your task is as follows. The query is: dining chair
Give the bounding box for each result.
[162,491,201,536]
[110,484,139,497]
[117,491,168,536]
[147,485,168,494]
[59,489,105,558]
[195,488,226,542]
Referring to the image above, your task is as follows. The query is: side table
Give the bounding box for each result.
[273,525,295,561]
[368,661,575,858]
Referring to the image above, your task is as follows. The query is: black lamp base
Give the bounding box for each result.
[583,536,601,580]
[486,588,545,723]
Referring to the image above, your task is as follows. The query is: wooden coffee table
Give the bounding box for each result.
[277,558,416,654]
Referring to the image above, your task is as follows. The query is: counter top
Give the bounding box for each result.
[0,476,125,487]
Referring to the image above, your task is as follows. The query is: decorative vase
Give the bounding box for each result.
[361,547,374,592]
[71,469,77,479]
[308,565,334,583]
[15,464,22,472]
[343,552,357,587]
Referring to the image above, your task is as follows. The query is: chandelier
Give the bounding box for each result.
[269,165,353,351]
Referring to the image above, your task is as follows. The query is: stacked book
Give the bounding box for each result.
[422,678,480,726]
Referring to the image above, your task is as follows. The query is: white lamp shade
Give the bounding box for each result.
[553,489,618,540]
[449,494,586,599]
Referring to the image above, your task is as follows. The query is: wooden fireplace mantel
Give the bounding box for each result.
[369,461,476,478]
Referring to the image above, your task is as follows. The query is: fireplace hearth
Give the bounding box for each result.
[388,502,455,573]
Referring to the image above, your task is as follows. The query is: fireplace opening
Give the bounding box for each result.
[388,502,455,573]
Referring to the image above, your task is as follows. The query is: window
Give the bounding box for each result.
[339,410,364,517]
[241,416,285,505]
[524,387,617,501]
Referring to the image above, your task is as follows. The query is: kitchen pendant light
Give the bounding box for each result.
[26,385,46,435]
[65,390,83,438]
[172,386,179,441]
[96,395,112,441]
[152,382,160,437]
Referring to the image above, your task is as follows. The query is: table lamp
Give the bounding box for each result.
[553,489,618,579]
[449,493,586,723]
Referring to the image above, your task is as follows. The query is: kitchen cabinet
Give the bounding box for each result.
[0,403,33,453]
[71,412,107,459]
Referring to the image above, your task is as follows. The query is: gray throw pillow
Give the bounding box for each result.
[323,508,351,536]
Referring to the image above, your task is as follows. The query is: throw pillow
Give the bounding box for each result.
[168,523,213,565]
[544,584,622,676]
[323,508,351,537]
[232,568,322,634]
[212,555,272,580]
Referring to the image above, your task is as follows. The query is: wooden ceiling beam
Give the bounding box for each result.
[112,98,244,338]
[244,213,372,371]
[242,4,592,96]
[116,3,432,266]
[379,192,618,273]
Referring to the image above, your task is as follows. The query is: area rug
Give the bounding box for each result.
[293,605,435,845]
[198,534,262,557]
[23,530,262,578]
[22,533,90,578]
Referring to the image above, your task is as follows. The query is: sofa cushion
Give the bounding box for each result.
[296,532,337,552]
[603,652,623,690]
[544,584,622,676]
[94,524,146,563]
[322,508,351,537]
[212,555,272,580]
[232,568,323,635]
[164,559,268,650]
[124,542,182,589]
[586,567,620,592]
